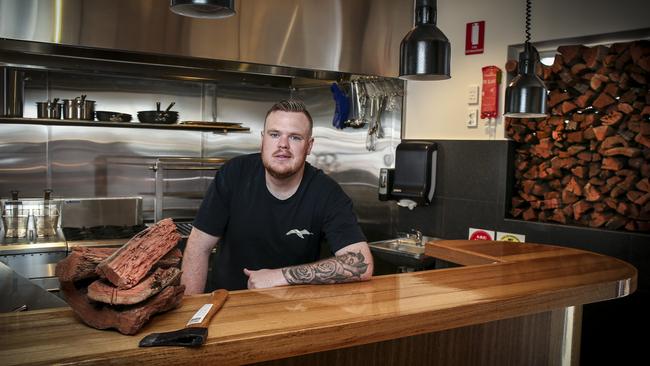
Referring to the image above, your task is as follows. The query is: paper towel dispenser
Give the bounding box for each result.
[390,140,437,205]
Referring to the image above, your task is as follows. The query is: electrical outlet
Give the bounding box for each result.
[467,108,478,128]
[468,84,479,105]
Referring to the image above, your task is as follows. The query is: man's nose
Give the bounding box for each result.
[278,135,289,148]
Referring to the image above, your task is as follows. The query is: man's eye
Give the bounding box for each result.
[269,132,279,138]
[290,136,303,141]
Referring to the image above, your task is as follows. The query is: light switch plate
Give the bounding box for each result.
[468,84,479,105]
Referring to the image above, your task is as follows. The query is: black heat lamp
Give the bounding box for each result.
[170,0,236,19]
[504,0,548,118]
[399,0,451,80]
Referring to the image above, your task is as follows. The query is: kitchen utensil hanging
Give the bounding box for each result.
[344,80,367,128]
[366,93,387,151]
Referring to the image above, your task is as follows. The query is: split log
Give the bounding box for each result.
[56,247,182,283]
[549,90,571,107]
[592,92,616,110]
[604,83,620,97]
[592,125,614,141]
[600,111,623,126]
[572,200,592,220]
[590,74,609,91]
[550,209,567,224]
[601,157,625,170]
[87,267,182,305]
[55,248,116,282]
[601,135,628,149]
[96,218,181,289]
[602,147,641,158]
[589,212,612,228]
[637,178,650,192]
[562,189,579,205]
[584,183,602,202]
[583,45,609,69]
[61,281,184,335]
[522,207,537,221]
[558,45,584,65]
[575,90,595,108]
[634,133,650,148]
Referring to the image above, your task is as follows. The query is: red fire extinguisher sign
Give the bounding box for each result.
[465,21,485,55]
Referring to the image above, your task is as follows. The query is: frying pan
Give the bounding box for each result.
[96,111,132,122]
[138,102,178,124]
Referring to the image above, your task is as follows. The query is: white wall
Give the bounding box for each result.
[404,0,650,140]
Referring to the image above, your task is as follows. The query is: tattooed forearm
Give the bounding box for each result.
[282,251,369,285]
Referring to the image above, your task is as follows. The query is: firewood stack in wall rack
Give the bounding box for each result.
[506,40,650,232]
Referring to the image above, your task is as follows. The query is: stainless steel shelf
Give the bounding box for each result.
[0,117,250,133]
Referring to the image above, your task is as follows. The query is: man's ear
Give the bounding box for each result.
[306,137,314,155]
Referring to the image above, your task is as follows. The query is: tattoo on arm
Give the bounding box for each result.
[282,251,369,285]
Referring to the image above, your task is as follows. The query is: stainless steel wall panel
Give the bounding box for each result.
[48,126,203,219]
[0,0,410,78]
[0,124,48,198]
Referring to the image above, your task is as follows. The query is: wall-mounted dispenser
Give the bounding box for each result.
[378,141,437,209]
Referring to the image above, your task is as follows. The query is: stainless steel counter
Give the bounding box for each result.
[0,261,66,312]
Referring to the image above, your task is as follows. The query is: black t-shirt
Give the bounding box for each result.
[193,153,366,290]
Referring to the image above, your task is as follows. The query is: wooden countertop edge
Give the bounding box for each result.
[0,240,638,365]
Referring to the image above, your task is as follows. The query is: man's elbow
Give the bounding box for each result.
[360,254,374,281]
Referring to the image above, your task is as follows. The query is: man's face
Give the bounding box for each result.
[261,110,314,180]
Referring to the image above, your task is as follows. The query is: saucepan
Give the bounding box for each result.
[137,102,178,124]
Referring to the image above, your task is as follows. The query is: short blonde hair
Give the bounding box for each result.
[264,99,313,135]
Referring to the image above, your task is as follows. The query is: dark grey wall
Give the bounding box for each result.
[393,139,649,365]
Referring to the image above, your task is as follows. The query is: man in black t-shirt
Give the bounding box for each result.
[181,100,374,292]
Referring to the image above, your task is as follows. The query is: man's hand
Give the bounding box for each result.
[243,268,289,289]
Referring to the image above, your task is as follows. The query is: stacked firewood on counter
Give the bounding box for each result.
[55,218,185,335]
[506,41,650,232]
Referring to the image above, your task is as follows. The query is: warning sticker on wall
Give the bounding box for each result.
[496,232,526,243]
[468,228,495,241]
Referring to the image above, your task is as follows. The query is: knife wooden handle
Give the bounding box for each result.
[186,289,229,329]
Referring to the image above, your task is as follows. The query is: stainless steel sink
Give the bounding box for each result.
[368,235,441,269]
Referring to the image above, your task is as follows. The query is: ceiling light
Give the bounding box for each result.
[504,0,548,118]
[399,0,451,81]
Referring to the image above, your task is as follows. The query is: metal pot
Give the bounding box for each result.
[62,96,95,120]
[36,99,62,119]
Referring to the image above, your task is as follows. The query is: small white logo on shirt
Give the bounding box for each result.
[286,229,313,239]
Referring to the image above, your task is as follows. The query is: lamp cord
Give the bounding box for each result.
[525,0,531,46]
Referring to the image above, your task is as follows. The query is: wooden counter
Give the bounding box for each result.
[0,240,636,365]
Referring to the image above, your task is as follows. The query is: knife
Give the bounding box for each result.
[139,289,228,347]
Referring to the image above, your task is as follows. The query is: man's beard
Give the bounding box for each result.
[262,153,302,179]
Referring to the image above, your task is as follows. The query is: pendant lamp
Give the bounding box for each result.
[170,0,235,19]
[504,0,548,118]
[399,0,451,80]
